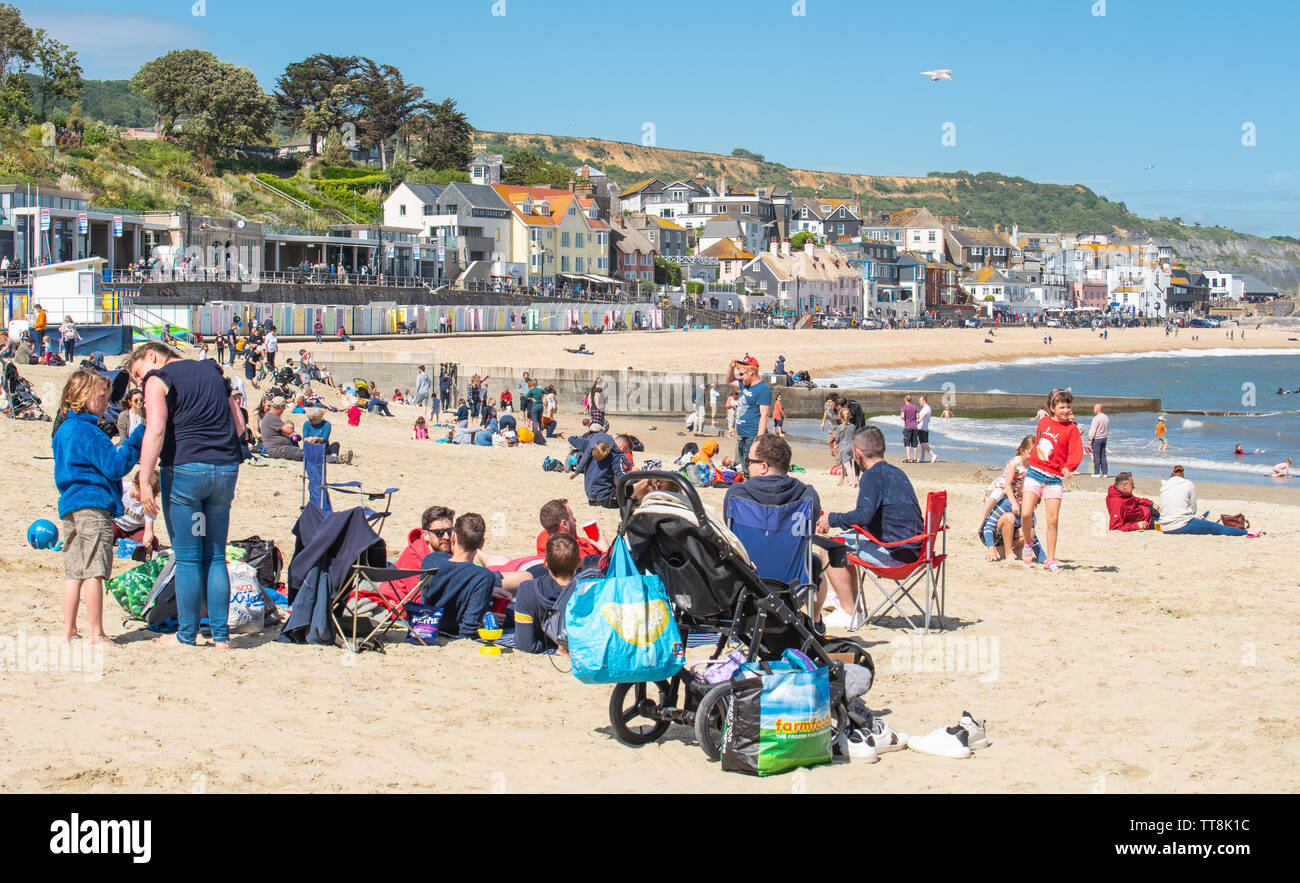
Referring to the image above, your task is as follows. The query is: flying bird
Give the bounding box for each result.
[921,69,953,81]
[1144,163,1156,171]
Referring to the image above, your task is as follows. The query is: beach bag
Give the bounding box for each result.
[542,456,565,473]
[404,603,444,645]
[565,536,684,685]
[107,555,169,620]
[1219,513,1249,530]
[721,660,833,777]
[226,562,265,633]
[518,425,535,444]
[229,535,284,589]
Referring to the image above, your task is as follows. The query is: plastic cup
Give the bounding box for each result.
[492,596,510,616]
[582,521,600,541]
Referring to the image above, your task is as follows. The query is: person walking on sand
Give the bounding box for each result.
[709,382,719,426]
[726,356,770,477]
[1086,403,1110,478]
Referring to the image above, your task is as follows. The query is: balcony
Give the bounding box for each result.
[459,235,495,254]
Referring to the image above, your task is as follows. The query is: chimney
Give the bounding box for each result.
[781,239,791,257]
[804,241,815,255]
[718,174,728,197]
[994,223,1001,235]
[769,238,778,256]
[568,179,576,192]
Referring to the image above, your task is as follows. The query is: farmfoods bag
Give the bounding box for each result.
[565,536,684,685]
[721,661,833,776]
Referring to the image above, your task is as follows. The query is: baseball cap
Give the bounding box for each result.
[737,356,759,368]
[588,421,606,433]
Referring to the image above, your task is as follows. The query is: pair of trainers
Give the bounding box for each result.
[833,705,909,763]
[907,711,990,759]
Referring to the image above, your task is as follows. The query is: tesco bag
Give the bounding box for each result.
[226,561,265,634]
[565,537,684,684]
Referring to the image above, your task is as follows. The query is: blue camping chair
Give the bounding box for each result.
[302,442,398,536]
[724,495,818,617]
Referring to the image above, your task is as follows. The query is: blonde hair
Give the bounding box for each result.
[1017,434,1035,457]
[58,370,109,417]
[129,341,181,367]
[131,468,161,495]
[591,442,612,461]
[306,407,325,422]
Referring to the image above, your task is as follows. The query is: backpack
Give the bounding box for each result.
[541,565,601,651]
[542,456,566,472]
[846,400,866,430]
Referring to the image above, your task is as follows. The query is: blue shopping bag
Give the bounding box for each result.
[566,536,685,685]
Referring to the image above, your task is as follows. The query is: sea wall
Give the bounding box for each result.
[312,354,1161,418]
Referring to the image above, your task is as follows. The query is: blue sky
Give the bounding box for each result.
[19,0,1300,237]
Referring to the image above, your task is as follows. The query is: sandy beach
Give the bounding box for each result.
[3,330,1298,794]
[311,324,1300,379]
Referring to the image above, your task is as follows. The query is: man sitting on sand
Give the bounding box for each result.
[419,513,513,637]
[536,498,608,561]
[513,534,581,654]
[1106,472,1159,531]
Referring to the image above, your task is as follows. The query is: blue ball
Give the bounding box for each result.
[27,519,59,550]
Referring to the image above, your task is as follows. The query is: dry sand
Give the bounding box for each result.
[313,324,1300,378]
[2,333,1298,794]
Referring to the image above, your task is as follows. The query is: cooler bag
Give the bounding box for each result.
[721,661,833,776]
[565,537,684,685]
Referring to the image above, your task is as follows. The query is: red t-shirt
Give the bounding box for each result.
[535,529,602,559]
[347,405,361,426]
[1028,416,1083,476]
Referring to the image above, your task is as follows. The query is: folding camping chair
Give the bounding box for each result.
[302,441,399,535]
[725,494,819,618]
[843,491,949,634]
[330,563,439,653]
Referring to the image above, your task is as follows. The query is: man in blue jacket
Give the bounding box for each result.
[420,513,511,637]
[816,425,924,568]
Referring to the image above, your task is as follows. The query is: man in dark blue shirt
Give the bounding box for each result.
[816,425,924,570]
[513,533,580,654]
[420,513,508,638]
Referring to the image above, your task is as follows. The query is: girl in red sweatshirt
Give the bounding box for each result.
[1021,389,1083,572]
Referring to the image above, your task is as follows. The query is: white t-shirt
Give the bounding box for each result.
[918,404,932,431]
[265,332,277,353]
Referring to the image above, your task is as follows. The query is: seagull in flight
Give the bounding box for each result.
[921,69,953,81]
[1144,163,1156,171]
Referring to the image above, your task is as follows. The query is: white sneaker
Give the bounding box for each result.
[958,711,990,750]
[833,727,880,762]
[869,717,909,753]
[929,452,939,463]
[908,724,972,759]
[822,609,854,630]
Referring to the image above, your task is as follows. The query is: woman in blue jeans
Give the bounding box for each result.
[131,342,245,648]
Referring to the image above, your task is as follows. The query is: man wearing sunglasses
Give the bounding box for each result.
[726,355,772,478]
[384,506,457,602]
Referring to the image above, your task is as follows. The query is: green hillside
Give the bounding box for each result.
[24,75,154,128]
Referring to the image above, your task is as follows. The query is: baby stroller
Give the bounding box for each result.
[606,471,873,760]
[273,366,298,387]
[3,361,49,421]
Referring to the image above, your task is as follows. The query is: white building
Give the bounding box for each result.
[1202,269,1245,301]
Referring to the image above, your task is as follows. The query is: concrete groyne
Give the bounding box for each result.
[311,354,1162,419]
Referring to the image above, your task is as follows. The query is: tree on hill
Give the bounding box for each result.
[409,97,472,172]
[500,148,571,188]
[32,29,81,118]
[130,50,273,153]
[731,147,764,162]
[353,58,424,171]
[274,54,359,155]
[0,2,35,122]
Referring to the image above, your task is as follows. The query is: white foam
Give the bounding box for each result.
[1181,419,1204,430]
[827,347,1300,388]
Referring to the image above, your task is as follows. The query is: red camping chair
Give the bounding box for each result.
[842,491,948,633]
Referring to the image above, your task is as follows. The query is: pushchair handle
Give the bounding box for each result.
[615,470,709,527]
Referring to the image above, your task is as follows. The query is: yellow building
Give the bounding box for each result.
[493,184,611,291]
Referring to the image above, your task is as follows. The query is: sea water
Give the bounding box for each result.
[792,349,1300,488]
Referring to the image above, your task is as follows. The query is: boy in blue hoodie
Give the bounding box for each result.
[52,371,145,642]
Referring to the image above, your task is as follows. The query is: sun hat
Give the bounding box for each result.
[269,395,287,408]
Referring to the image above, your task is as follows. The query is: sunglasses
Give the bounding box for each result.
[746,458,766,466]
[424,527,453,538]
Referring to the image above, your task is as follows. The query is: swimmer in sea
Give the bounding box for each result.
[1234,445,1265,457]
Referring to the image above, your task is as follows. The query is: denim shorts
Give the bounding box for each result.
[1023,465,1064,500]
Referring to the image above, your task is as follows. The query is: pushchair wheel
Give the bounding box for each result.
[694,681,735,762]
[608,681,671,745]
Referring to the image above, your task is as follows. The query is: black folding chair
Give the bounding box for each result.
[330,564,439,653]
